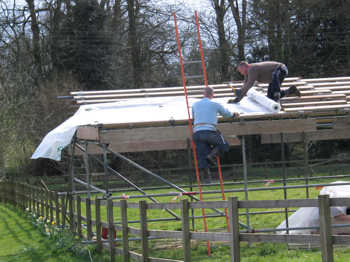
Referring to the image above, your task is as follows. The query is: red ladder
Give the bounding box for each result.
[173,11,230,255]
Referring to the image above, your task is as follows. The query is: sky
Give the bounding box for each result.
[8,0,211,9]
[166,0,211,10]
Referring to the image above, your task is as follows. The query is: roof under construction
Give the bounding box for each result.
[31,76,350,160]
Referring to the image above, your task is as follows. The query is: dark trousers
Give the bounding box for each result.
[193,130,229,169]
[267,65,288,101]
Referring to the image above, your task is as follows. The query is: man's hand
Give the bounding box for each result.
[232,112,239,118]
[227,97,240,104]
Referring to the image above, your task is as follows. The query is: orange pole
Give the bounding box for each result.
[217,158,230,231]
[173,12,211,255]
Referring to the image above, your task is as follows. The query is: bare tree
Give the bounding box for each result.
[211,0,231,81]
[228,0,247,61]
[25,0,42,76]
[127,0,142,88]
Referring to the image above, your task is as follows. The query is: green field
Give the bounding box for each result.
[0,204,109,262]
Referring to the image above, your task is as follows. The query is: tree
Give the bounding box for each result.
[211,0,231,82]
[229,0,247,62]
[55,0,112,90]
[127,0,142,88]
[25,0,42,77]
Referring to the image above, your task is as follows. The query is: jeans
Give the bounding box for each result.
[193,130,229,168]
[267,64,288,101]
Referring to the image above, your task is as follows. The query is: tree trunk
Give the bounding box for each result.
[0,143,4,177]
[25,0,42,76]
[112,0,122,35]
[229,0,247,61]
[212,0,231,82]
[127,0,143,88]
[51,0,62,69]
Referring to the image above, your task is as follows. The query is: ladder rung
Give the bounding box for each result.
[185,75,203,79]
[183,60,203,65]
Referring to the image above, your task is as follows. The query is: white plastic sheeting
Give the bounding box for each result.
[31,88,280,161]
[276,181,350,234]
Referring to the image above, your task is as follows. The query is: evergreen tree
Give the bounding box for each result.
[55,0,111,90]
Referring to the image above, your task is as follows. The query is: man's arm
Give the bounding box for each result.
[238,78,255,102]
[232,68,257,103]
[217,103,239,118]
[334,214,350,222]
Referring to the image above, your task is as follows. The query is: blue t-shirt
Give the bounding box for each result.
[192,97,233,132]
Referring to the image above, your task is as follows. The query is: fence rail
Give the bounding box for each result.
[1,180,349,262]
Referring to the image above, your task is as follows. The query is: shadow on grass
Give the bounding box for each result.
[0,205,34,239]
[0,205,53,256]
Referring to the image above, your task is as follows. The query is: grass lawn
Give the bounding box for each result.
[0,204,109,262]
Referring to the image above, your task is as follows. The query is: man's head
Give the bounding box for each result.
[203,86,214,99]
[237,61,249,76]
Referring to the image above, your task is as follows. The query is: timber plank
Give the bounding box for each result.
[311,82,350,88]
[71,83,230,96]
[77,126,100,141]
[75,119,316,153]
[261,128,350,144]
[281,94,346,104]
[218,118,316,135]
[99,119,315,145]
[240,233,320,244]
[334,90,350,95]
[256,80,306,88]
[299,90,332,96]
[303,76,350,82]
[333,117,350,129]
[282,100,347,108]
[283,104,350,112]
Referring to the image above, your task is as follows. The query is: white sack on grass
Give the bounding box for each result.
[246,88,281,112]
[276,181,350,235]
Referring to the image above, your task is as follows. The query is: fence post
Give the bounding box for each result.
[0,182,3,204]
[45,190,49,220]
[28,186,32,213]
[0,181,4,203]
[61,194,67,228]
[13,182,17,207]
[107,199,115,262]
[181,199,191,262]
[55,193,60,227]
[229,197,240,262]
[20,183,24,210]
[139,200,149,262]
[40,189,44,217]
[95,198,102,252]
[86,197,92,240]
[69,194,75,232]
[49,191,54,222]
[22,183,26,209]
[77,196,82,239]
[36,188,40,216]
[120,199,130,262]
[319,195,334,262]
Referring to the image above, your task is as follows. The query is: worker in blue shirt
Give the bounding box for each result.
[192,86,238,182]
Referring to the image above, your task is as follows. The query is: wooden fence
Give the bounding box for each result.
[1,180,350,262]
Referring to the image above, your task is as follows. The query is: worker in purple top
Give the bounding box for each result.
[229,61,301,103]
[192,86,238,182]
